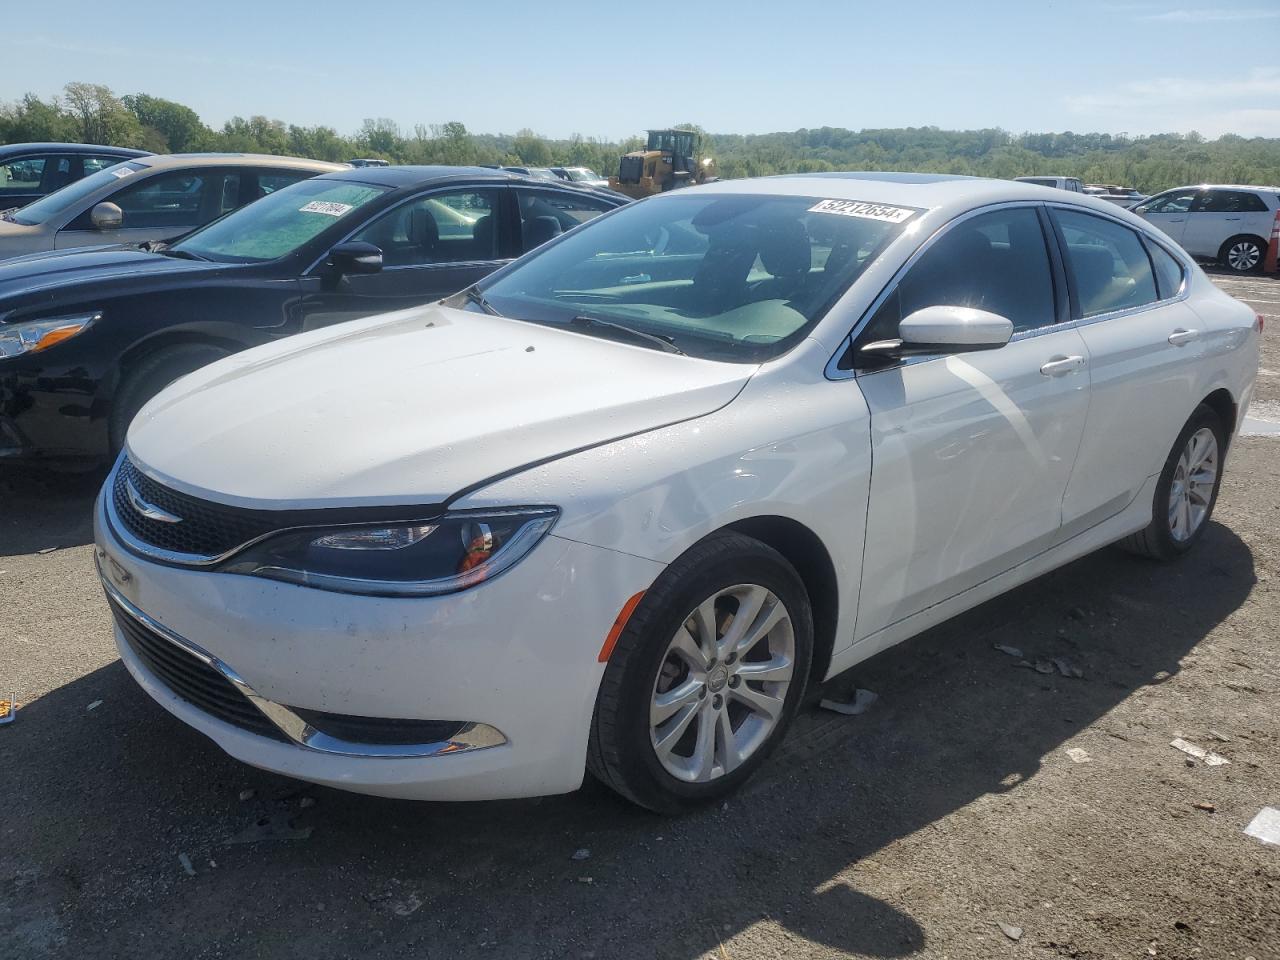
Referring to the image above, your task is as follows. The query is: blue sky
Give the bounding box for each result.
[8,0,1280,139]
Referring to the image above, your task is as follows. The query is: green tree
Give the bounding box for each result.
[62,82,143,146]
[122,93,209,152]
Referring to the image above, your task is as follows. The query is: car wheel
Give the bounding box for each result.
[109,344,229,454]
[1119,403,1226,561]
[588,532,813,813]
[1218,235,1265,274]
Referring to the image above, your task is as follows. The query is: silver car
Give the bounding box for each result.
[1133,184,1280,273]
[0,154,347,260]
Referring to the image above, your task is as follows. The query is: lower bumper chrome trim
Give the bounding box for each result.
[98,558,507,759]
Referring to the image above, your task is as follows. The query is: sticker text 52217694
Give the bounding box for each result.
[808,199,915,224]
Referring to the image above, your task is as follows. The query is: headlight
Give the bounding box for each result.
[222,508,558,597]
[0,311,101,359]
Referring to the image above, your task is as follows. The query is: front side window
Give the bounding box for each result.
[517,189,616,253]
[863,207,1056,342]
[1055,209,1157,318]
[10,160,149,225]
[173,178,388,263]
[352,188,500,266]
[83,156,124,176]
[0,155,49,194]
[108,171,212,228]
[1143,190,1197,214]
[476,192,913,363]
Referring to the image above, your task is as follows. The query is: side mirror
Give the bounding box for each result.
[861,305,1013,360]
[90,201,124,230]
[327,241,383,275]
[1132,204,1150,214]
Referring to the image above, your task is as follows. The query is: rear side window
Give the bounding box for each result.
[516,189,617,254]
[1147,241,1185,299]
[1198,190,1268,213]
[1055,209,1157,318]
[111,171,210,228]
[0,156,48,193]
[864,207,1056,339]
[1144,190,1196,214]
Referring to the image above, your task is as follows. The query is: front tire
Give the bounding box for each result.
[1218,235,1265,274]
[588,532,813,814]
[1120,404,1226,560]
[109,344,228,454]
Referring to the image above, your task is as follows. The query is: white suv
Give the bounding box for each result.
[1133,185,1279,273]
[1015,176,1084,193]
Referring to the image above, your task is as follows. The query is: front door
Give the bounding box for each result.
[1135,188,1197,248]
[299,186,509,330]
[853,205,1091,640]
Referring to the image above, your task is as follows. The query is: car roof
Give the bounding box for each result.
[0,142,152,158]
[132,153,348,172]
[1167,184,1280,193]
[314,164,624,196]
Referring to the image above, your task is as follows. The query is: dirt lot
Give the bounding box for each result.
[2,274,1278,960]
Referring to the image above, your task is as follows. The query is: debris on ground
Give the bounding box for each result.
[1034,660,1055,675]
[0,694,15,725]
[818,688,878,715]
[1244,807,1280,846]
[86,700,103,711]
[1170,738,1230,766]
[298,797,316,809]
[238,789,255,802]
[1192,802,1216,813]
[1207,729,1231,742]
[996,921,1024,941]
[1053,657,1084,679]
[36,547,57,555]
[1066,747,1092,764]
[575,876,594,885]
[224,813,312,845]
[363,890,393,904]
[391,893,423,916]
[993,644,1023,658]
[570,848,591,861]
[178,852,196,877]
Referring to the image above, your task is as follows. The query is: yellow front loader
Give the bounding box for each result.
[609,129,717,200]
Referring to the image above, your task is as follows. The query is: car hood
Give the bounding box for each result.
[0,246,217,302]
[127,303,754,509]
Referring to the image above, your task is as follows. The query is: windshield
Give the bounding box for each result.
[567,168,599,182]
[173,178,388,263]
[11,160,149,225]
[475,192,914,363]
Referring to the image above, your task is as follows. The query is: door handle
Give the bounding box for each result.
[1168,328,1200,346]
[1167,217,1184,222]
[1040,355,1085,377]
[1225,216,1241,221]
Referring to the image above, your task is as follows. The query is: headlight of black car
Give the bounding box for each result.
[222,508,558,597]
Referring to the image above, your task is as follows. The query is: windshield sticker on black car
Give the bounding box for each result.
[299,201,353,217]
[808,199,915,223]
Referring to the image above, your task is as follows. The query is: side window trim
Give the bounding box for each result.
[829,200,1055,378]
[1141,233,1188,301]
[309,183,510,275]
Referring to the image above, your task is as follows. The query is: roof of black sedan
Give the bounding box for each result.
[0,142,152,157]
[317,164,620,195]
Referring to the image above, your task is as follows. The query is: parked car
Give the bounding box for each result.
[551,166,609,187]
[1015,175,1084,193]
[0,166,625,461]
[0,143,151,212]
[0,154,345,260]
[1084,184,1147,208]
[1132,184,1280,273]
[96,174,1258,812]
[349,158,390,168]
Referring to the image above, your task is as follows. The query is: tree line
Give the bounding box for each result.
[4,82,1279,193]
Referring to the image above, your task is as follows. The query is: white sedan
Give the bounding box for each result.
[95,174,1260,813]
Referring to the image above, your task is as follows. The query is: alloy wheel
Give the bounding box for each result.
[1168,427,1218,542]
[1226,240,1261,272]
[649,584,795,782]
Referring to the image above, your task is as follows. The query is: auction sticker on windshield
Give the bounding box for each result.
[808,199,915,223]
[299,201,354,217]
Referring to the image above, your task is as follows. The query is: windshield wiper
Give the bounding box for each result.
[570,315,685,355]
[462,285,503,316]
[158,248,208,262]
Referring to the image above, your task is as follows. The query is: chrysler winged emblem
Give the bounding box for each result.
[125,476,182,524]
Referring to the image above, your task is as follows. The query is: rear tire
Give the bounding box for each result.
[587,532,813,814]
[109,344,228,454]
[1218,235,1265,274]
[1119,404,1226,561]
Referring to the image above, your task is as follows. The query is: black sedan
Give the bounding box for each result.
[0,165,627,462]
[0,142,151,211]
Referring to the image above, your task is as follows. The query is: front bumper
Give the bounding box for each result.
[96,494,664,801]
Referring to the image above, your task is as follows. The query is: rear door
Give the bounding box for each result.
[0,153,75,210]
[299,185,511,330]
[853,204,1091,640]
[1134,189,1197,247]
[1183,189,1272,261]
[1051,207,1205,530]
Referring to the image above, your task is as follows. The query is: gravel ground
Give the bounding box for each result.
[2,274,1278,960]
